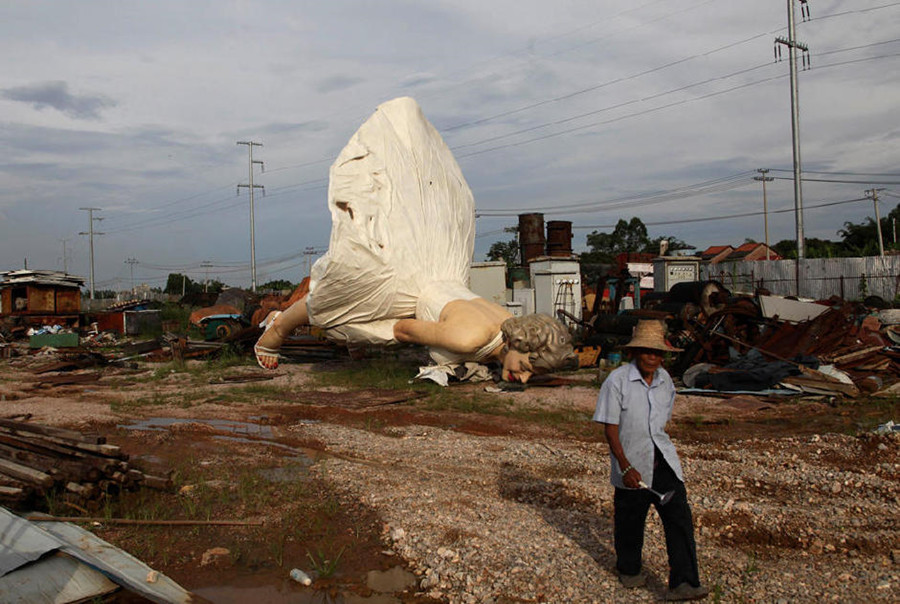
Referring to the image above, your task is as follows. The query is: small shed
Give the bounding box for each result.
[0,270,85,327]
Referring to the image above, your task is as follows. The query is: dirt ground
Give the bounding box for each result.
[0,351,898,603]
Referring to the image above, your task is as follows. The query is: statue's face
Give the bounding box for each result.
[502,349,533,383]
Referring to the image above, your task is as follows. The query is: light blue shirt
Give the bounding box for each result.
[593,361,684,489]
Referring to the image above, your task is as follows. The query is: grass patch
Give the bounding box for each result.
[311,358,430,390]
[306,545,345,579]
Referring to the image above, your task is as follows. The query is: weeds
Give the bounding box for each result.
[269,533,287,568]
[311,358,429,390]
[306,546,345,578]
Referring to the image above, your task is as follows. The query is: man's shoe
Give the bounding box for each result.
[617,571,646,588]
[666,582,710,601]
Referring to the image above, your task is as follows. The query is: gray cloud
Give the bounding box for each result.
[1,81,115,120]
[315,75,365,94]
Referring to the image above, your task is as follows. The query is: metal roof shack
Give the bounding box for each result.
[0,270,85,328]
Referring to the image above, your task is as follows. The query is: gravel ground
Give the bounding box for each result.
[289,393,899,603]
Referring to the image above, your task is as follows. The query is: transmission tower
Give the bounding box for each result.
[754,169,775,260]
[79,207,104,299]
[866,188,886,257]
[237,141,265,292]
[59,238,71,273]
[124,257,139,295]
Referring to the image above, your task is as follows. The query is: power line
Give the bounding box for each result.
[574,195,870,230]
[477,171,755,216]
[453,49,900,161]
[772,176,900,185]
[770,169,900,176]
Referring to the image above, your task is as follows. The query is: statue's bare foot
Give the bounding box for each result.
[254,311,283,369]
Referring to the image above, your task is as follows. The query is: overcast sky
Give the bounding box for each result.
[2,0,899,291]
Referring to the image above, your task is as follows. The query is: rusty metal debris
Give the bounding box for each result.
[643,284,900,397]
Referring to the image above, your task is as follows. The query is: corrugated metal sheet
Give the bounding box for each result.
[0,508,60,577]
[0,509,200,604]
[33,519,200,604]
[0,552,118,604]
[701,255,900,300]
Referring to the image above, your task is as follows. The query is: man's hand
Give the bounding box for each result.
[603,423,644,489]
[623,467,642,489]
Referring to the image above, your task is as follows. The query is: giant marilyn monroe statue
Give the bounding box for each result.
[254,97,578,383]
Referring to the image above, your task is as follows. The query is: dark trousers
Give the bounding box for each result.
[613,452,700,588]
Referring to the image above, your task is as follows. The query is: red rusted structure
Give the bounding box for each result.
[0,270,84,328]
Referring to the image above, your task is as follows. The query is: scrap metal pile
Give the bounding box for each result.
[0,417,172,510]
[655,283,900,397]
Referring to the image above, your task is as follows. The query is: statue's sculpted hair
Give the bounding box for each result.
[500,314,579,374]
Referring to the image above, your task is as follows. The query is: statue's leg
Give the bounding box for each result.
[254,298,310,369]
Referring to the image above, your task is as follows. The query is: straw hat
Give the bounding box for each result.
[623,320,682,352]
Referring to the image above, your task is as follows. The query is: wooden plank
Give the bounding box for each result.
[0,458,54,488]
[0,442,102,483]
[780,375,860,397]
[829,345,884,365]
[0,485,25,499]
[0,418,102,444]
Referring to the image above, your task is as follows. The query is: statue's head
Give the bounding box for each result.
[500,314,579,375]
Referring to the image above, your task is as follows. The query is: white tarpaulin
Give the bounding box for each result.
[306,97,477,345]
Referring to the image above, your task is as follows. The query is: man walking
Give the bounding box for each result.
[594,320,708,601]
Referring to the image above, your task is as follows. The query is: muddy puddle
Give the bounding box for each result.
[119,417,277,438]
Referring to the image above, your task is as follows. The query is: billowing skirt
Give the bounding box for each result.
[307,97,478,346]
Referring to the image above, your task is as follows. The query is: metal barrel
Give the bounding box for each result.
[519,213,545,263]
[546,221,573,257]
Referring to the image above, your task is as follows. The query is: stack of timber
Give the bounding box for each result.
[0,417,171,510]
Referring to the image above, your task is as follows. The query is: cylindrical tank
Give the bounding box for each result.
[519,213,545,263]
[546,221,573,257]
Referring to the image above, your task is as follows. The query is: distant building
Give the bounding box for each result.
[726,242,781,262]
[699,245,735,264]
[699,243,780,264]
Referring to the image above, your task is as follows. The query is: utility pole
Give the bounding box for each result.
[866,188,886,258]
[79,207,104,299]
[774,0,811,261]
[201,260,213,293]
[124,258,139,296]
[59,238,70,273]
[304,247,317,278]
[754,169,775,260]
[237,141,265,292]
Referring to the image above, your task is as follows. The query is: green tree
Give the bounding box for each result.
[835,201,900,256]
[645,235,694,256]
[164,273,199,295]
[838,217,881,256]
[205,279,226,294]
[486,226,520,268]
[773,237,845,259]
[583,217,650,264]
[259,279,294,292]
